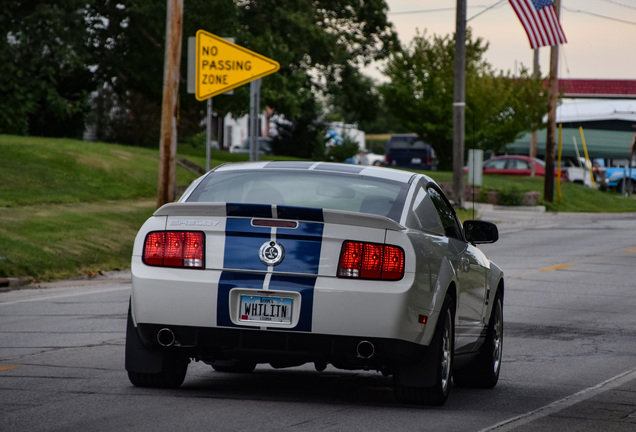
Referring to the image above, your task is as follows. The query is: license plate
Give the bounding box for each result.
[411,157,422,164]
[240,295,293,324]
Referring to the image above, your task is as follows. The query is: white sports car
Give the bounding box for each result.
[126,161,503,405]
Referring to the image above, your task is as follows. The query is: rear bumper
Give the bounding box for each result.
[134,322,429,371]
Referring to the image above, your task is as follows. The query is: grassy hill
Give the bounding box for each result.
[1,134,635,282]
[1,135,222,281]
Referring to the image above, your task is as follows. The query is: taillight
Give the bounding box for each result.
[143,231,204,269]
[338,241,404,281]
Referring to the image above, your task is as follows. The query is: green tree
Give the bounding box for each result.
[382,29,547,170]
[1,1,396,151]
[229,0,398,156]
[85,0,239,147]
[0,1,92,137]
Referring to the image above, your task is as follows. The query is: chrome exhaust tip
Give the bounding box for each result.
[157,328,176,347]
[356,340,375,359]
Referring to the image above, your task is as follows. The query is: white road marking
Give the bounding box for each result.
[0,285,130,307]
[480,368,636,431]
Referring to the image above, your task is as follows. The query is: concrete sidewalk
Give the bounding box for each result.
[471,202,636,234]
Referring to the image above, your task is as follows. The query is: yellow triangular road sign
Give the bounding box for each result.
[195,30,280,101]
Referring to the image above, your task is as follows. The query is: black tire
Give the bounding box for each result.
[128,352,189,388]
[617,179,635,195]
[453,291,503,388]
[393,295,454,406]
[210,359,257,373]
[125,304,189,388]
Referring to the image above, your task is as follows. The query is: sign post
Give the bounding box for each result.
[193,30,279,163]
[249,79,261,162]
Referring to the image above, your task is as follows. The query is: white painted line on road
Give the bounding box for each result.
[480,367,636,431]
[0,285,130,307]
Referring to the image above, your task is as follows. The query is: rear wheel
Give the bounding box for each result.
[127,351,189,388]
[393,295,454,405]
[453,291,503,388]
[125,304,189,388]
[617,179,636,195]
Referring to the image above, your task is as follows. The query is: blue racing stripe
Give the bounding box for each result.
[224,218,270,270]
[217,272,265,328]
[218,203,324,332]
[268,274,315,332]
[313,163,365,174]
[223,217,324,274]
[274,222,323,274]
[263,161,316,170]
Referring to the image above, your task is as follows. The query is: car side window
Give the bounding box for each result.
[427,186,463,240]
[509,159,529,170]
[412,187,445,235]
[485,159,506,169]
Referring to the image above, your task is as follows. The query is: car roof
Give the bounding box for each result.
[213,161,419,184]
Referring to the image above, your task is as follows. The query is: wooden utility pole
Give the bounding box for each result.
[544,0,561,203]
[157,0,184,208]
[452,0,467,208]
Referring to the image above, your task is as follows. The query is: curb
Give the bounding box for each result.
[0,277,30,290]
[468,202,547,213]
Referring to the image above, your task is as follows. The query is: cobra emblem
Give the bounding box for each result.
[259,241,285,266]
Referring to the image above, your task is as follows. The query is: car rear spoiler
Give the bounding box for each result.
[154,202,404,232]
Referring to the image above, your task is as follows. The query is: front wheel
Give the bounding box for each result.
[393,295,455,405]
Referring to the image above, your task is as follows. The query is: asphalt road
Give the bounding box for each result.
[1,208,635,431]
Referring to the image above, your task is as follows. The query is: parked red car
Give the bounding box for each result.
[481,155,546,176]
[475,155,565,178]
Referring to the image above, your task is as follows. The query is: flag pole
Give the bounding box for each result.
[530,48,539,159]
[543,0,561,203]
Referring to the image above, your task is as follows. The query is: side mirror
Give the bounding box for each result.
[463,220,499,244]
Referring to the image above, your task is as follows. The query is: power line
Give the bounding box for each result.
[389,5,492,16]
[389,1,636,27]
[468,0,507,22]
[563,5,636,26]
[598,0,636,11]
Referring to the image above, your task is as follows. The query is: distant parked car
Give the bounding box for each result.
[354,149,384,166]
[606,166,636,194]
[560,158,594,187]
[476,155,566,179]
[481,155,547,176]
[384,134,437,170]
[230,137,273,155]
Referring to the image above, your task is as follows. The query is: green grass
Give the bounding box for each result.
[0,200,155,281]
[417,169,636,213]
[1,134,635,281]
[0,135,200,206]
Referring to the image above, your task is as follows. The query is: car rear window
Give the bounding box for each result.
[388,136,431,150]
[185,170,409,221]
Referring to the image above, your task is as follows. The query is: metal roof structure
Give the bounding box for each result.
[558,79,636,99]
[506,99,636,159]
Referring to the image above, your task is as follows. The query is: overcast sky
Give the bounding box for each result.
[378,0,636,80]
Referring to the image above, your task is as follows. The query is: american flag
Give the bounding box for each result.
[508,0,567,49]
